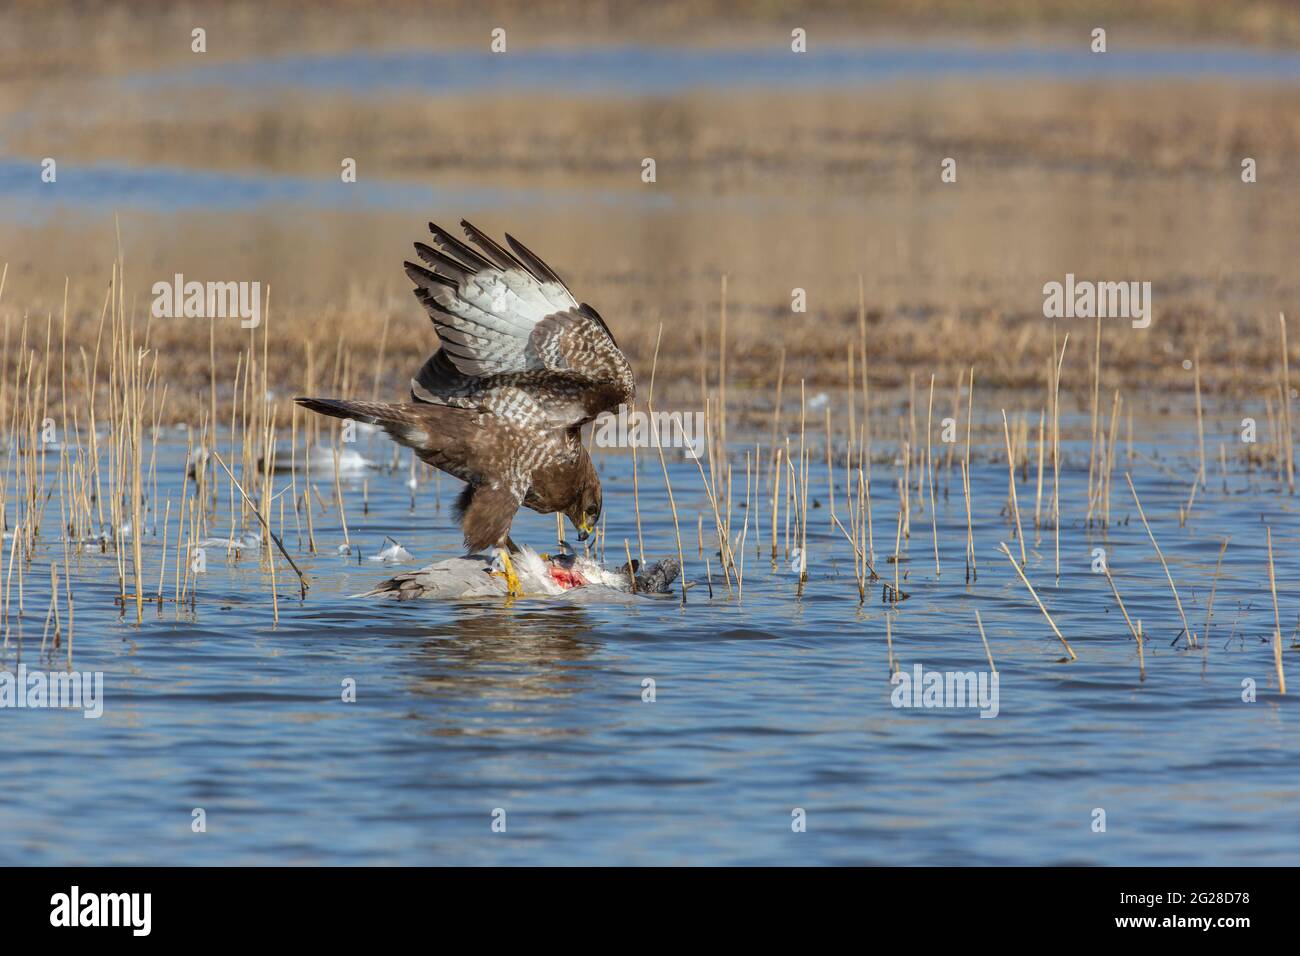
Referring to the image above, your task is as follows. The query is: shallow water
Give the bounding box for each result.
[131,43,1300,95]
[2,409,1297,865]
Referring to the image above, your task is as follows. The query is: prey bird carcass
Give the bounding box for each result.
[363,547,681,601]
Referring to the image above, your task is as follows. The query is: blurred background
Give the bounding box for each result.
[2,0,1299,410]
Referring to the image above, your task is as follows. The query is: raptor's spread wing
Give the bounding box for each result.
[403,220,634,426]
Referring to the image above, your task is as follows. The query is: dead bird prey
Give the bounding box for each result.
[363,548,681,601]
[296,220,635,595]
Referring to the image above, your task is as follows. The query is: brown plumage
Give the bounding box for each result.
[296,220,633,564]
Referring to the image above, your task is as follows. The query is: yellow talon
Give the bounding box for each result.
[495,548,523,597]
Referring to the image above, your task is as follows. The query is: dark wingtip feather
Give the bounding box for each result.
[428,221,494,272]
[459,219,527,272]
[504,231,565,287]
[403,260,457,290]
[414,241,475,280]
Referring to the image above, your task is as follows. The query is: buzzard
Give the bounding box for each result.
[296,220,635,596]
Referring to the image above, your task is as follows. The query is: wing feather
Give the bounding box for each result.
[404,220,635,423]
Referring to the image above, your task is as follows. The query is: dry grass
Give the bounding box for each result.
[5,76,1299,415]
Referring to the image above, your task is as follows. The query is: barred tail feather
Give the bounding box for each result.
[294,397,431,453]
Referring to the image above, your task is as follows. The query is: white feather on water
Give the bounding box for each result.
[367,538,413,564]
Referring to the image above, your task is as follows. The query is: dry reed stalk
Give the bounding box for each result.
[837,486,864,602]
[784,436,793,558]
[41,562,61,655]
[0,502,6,649]
[1267,526,1286,695]
[1125,407,1134,465]
[264,410,280,623]
[862,434,875,568]
[885,611,897,676]
[1202,537,1229,661]
[1277,381,1289,486]
[770,446,782,562]
[1103,565,1145,679]
[1280,313,1294,492]
[331,443,350,552]
[960,459,974,583]
[846,341,855,455]
[998,541,1076,661]
[647,326,688,606]
[1102,564,1141,639]
[1002,410,1026,567]
[824,406,834,525]
[630,401,644,566]
[974,610,996,673]
[943,371,962,478]
[1193,346,1206,489]
[1051,334,1069,579]
[1034,409,1045,531]
[857,275,870,455]
[736,451,751,600]
[212,450,308,597]
[1125,473,1194,646]
[689,406,734,595]
[1179,473,1199,528]
[888,504,903,604]
[1086,314,1101,523]
[718,274,727,454]
[907,373,918,515]
[925,374,939,577]
[964,367,975,579]
[768,347,785,485]
[1102,390,1121,528]
[796,381,809,594]
[157,499,171,602]
[900,431,910,540]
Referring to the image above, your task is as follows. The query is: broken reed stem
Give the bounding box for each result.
[1125,472,1193,647]
[1107,564,1149,686]
[1103,566,1142,644]
[211,450,308,597]
[998,541,1076,661]
[1102,565,1145,681]
[974,610,996,673]
[1202,537,1229,656]
[1266,526,1286,695]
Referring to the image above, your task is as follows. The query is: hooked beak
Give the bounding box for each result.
[576,514,593,541]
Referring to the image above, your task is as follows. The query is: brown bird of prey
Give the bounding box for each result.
[296,220,635,596]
